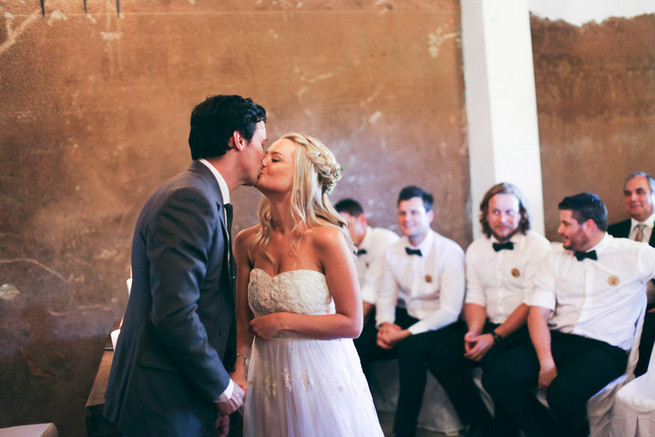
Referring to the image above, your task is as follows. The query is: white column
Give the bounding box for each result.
[461,0,545,238]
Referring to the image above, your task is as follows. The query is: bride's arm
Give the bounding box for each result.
[230,227,257,392]
[249,227,363,340]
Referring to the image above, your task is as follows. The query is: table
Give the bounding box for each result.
[85,350,121,437]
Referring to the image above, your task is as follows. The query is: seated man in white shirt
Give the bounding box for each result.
[483,192,655,437]
[426,183,550,437]
[335,198,399,377]
[607,171,655,377]
[375,185,466,437]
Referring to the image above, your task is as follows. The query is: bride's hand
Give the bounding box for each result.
[229,368,249,393]
[249,313,287,340]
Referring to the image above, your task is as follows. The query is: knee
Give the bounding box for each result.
[481,360,511,395]
[546,388,589,435]
[545,383,574,418]
[396,335,425,357]
[396,347,424,369]
[427,348,459,376]
[354,329,378,352]
[396,346,429,376]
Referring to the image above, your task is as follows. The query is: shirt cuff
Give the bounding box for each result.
[214,379,235,404]
[408,322,427,336]
[360,285,376,305]
[464,295,486,306]
[528,291,555,311]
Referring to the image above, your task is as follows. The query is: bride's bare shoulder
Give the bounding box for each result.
[235,225,261,247]
[305,224,346,249]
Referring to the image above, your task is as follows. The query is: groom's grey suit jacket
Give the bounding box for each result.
[104,161,236,437]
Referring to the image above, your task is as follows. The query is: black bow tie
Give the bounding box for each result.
[356,248,367,256]
[405,247,422,257]
[492,241,514,252]
[574,250,597,261]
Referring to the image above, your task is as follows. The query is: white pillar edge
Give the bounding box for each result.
[461,0,545,240]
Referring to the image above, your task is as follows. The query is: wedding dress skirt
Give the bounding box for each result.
[243,268,384,437]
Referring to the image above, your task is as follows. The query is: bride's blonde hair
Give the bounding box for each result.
[253,133,354,264]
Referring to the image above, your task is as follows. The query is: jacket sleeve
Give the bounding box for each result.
[145,185,230,402]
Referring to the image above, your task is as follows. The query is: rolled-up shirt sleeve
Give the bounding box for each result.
[528,248,557,311]
[375,252,399,326]
[464,247,486,307]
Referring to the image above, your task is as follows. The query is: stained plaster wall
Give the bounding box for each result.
[531,14,655,239]
[4,2,653,435]
[0,1,468,435]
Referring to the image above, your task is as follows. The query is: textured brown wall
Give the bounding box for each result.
[0,1,467,435]
[531,14,655,240]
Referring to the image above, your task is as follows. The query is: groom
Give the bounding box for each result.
[104,95,267,437]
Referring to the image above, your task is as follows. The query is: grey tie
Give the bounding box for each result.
[635,224,647,242]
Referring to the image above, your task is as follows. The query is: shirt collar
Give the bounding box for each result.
[587,232,611,254]
[489,232,522,246]
[358,226,373,249]
[630,212,655,229]
[198,159,230,204]
[406,229,435,252]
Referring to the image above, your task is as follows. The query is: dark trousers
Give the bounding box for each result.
[390,309,461,437]
[228,411,242,437]
[427,320,529,428]
[354,308,397,379]
[635,303,655,377]
[482,331,627,437]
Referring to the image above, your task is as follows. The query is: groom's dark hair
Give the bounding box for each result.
[188,94,266,160]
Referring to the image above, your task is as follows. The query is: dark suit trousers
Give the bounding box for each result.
[482,331,627,437]
[354,308,398,379]
[426,320,529,428]
[391,308,461,437]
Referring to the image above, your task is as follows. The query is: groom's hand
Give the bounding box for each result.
[216,383,245,416]
[214,415,229,437]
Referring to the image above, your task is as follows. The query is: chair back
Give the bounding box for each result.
[586,301,646,437]
[624,304,646,380]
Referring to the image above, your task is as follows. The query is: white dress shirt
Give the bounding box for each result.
[376,230,466,335]
[356,226,400,304]
[199,159,230,205]
[529,234,655,351]
[465,231,551,324]
[198,159,235,403]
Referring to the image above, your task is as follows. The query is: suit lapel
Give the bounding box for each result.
[188,161,236,300]
[619,219,631,238]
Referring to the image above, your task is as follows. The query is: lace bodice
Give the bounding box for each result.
[248,268,335,317]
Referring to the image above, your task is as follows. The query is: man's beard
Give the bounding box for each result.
[491,227,519,243]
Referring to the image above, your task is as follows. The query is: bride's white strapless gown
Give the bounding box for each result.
[243,268,384,437]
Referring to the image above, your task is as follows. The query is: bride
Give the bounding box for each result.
[230,133,384,436]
